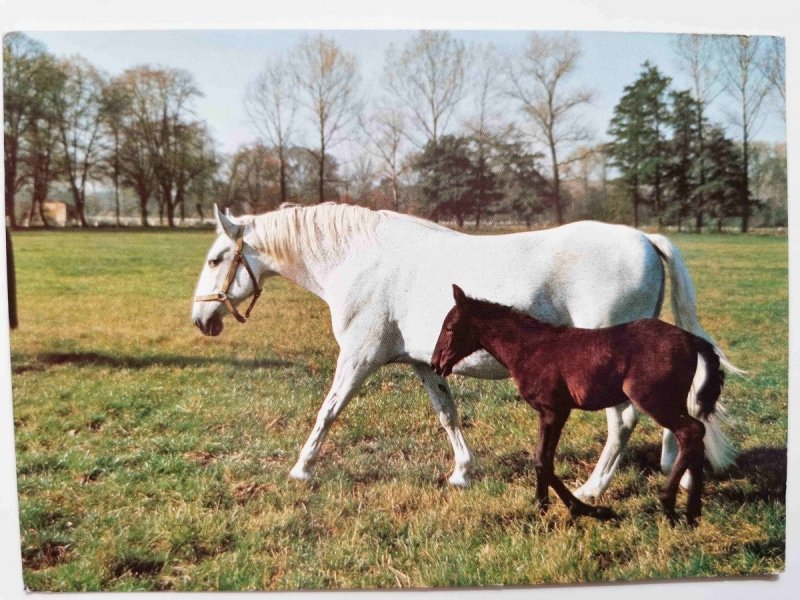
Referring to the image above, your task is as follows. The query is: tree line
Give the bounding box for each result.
[3,31,787,232]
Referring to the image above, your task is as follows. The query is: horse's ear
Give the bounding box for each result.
[452,284,468,306]
[214,204,239,239]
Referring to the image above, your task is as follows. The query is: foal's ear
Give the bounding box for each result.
[214,204,239,239]
[452,284,468,306]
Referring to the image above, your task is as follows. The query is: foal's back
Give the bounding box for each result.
[506,317,699,412]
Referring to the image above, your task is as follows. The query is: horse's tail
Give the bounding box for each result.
[687,337,738,472]
[646,233,744,375]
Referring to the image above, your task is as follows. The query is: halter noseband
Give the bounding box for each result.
[193,226,262,324]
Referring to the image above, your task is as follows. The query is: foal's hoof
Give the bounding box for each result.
[569,503,617,521]
[686,514,700,528]
[589,505,617,521]
[537,499,551,516]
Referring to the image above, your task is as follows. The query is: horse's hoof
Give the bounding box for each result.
[447,471,470,488]
[572,484,597,504]
[289,465,312,481]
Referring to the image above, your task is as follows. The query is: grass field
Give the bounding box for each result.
[9,227,787,591]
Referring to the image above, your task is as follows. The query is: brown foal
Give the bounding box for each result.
[431,285,725,526]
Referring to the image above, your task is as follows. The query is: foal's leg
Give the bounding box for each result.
[289,352,375,481]
[660,416,706,526]
[412,364,473,487]
[573,402,639,502]
[535,406,616,520]
[661,429,693,491]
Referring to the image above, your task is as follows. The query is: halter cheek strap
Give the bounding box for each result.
[194,227,262,324]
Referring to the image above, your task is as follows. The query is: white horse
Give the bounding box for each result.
[191,203,736,499]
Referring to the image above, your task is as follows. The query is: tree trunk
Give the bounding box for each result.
[549,141,564,225]
[138,190,150,227]
[741,133,750,233]
[279,148,288,204]
[164,184,176,227]
[114,130,121,226]
[318,149,326,203]
[693,204,704,233]
[391,175,399,212]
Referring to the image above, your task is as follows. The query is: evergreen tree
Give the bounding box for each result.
[608,62,671,227]
[666,89,701,231]
[492,137,551,227]
[413,135,476,227]
[697,126,744,231]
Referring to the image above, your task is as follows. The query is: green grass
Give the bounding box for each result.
[10,228,787,591]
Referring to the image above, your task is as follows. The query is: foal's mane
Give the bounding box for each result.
[250,203,387,266]
[464,294,550,330]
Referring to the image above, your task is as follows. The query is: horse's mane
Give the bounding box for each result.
[250,203,388,266]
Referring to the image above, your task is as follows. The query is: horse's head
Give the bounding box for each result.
[192,206,267,336]
[431,285,483,377]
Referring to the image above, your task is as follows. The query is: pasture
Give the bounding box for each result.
[9,227,787,591]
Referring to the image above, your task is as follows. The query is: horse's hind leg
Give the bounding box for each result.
[535,406,616,520]
[412,364,473,487]
[289,352,375,481]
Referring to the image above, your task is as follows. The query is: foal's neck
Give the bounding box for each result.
[469,301,551,368]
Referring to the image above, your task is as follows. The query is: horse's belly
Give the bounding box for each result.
[451,350,510,380]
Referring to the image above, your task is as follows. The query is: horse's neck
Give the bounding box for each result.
[249,208,376,299]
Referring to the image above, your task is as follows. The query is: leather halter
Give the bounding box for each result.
[193,226,262,323]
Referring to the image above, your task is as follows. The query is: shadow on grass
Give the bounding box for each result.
[13,351,298,373]
[494,442,786,505]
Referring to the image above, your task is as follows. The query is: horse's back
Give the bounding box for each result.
[366,218,665,370]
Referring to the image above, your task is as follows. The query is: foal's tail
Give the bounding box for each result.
[646,233,744,375]
[688,337,738,472]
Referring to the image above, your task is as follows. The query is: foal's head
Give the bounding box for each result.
[431,285,483,377]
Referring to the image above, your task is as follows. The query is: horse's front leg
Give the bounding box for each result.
[412,364,473,487]
[289,353,375,481]
[573,402,639,502]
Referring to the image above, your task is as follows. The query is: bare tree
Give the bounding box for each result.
[118,66,201,226]
[673,33,721,232]
[361,106,407,211]
[57,55,106,227]
[24,54,66,227]
[245,57,297,203]
[507,32,594,225]
[4,33,50,227]
[467,43,506,227]
[292,34,360,202]
[762,37,786,122]
[222,143,281,213]
[100,77,131,226]
[717,35,771,232]
[386,31,468,147]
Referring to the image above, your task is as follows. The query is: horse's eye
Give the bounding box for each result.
[208,258,221,267]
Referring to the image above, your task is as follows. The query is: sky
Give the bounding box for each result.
[24,29,786,169]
